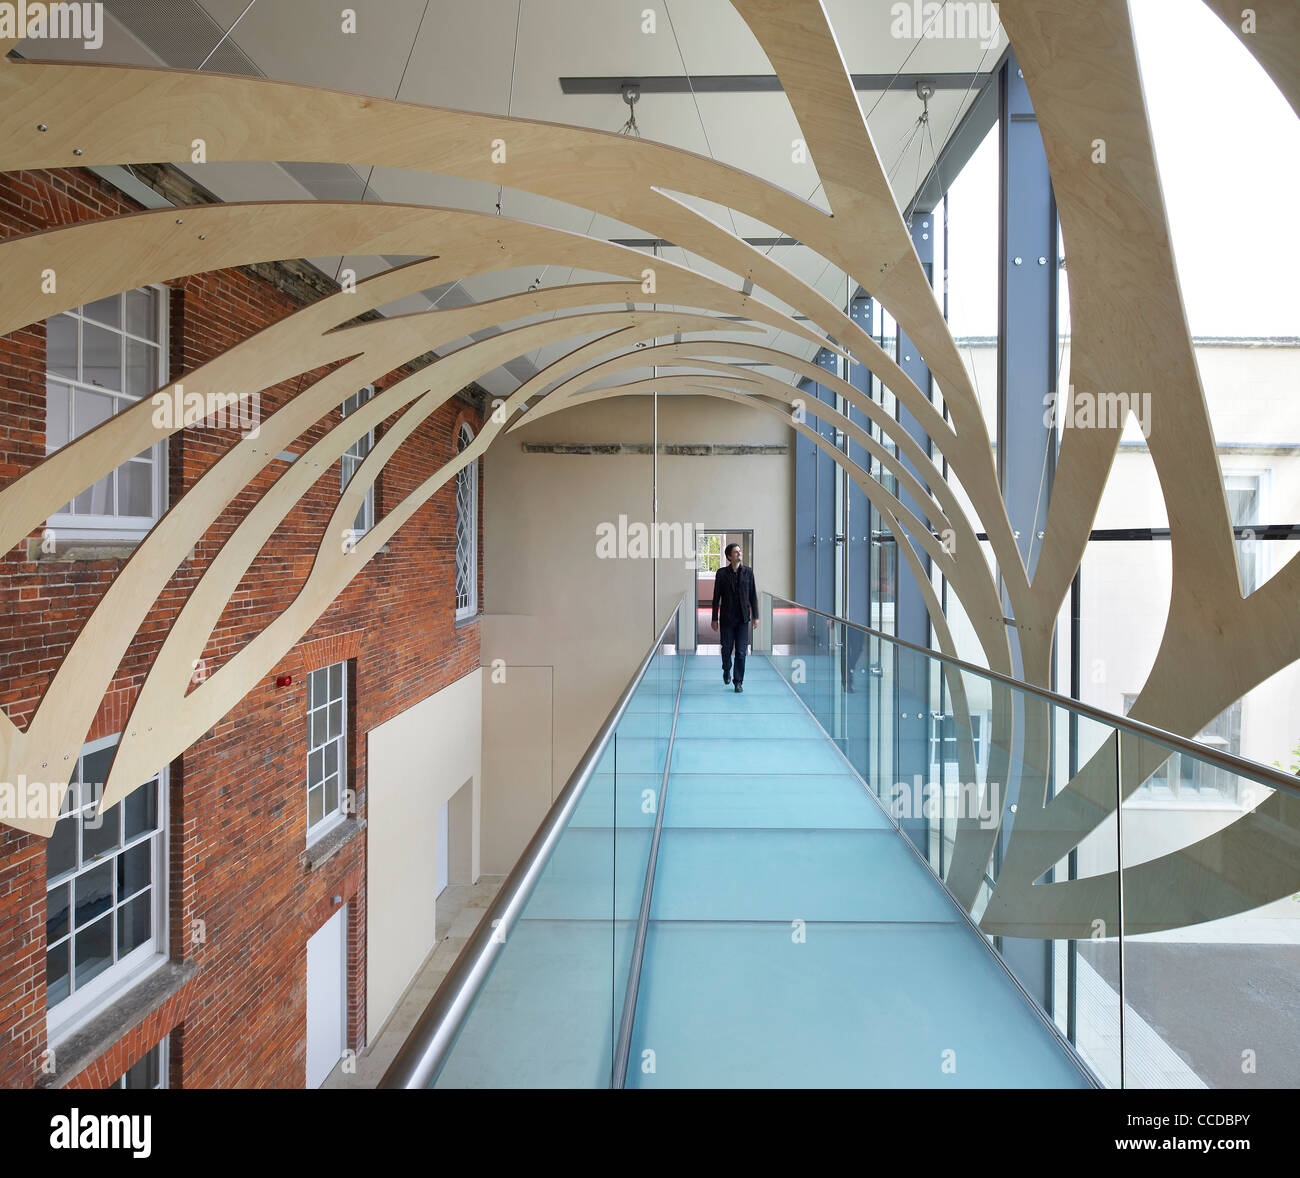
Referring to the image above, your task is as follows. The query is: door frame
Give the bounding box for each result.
[692,527,755,648]
[305,902,348,1088]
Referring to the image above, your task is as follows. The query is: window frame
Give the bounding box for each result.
[340,386,376,542]
[930,712,985,773]
[1223,469,1269,595]
[696,533,723,573]
[454,422,479,620]
[45,734,169,1044]
[112,1034,169,1090]
[305,661,349,845]
[1123,692,1245,806]
[45,285,171,542]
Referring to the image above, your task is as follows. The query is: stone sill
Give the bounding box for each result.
[28,536,140,563]
[41,959,197,1088]
[27,535,198,564]
[26,536,383,564]
[301,816,365,873]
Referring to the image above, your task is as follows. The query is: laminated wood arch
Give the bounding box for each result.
[4,302,754,831]
[0,43,1026,617]
[1201,0,1300,116]
[0,207,814,561]
[967,0,1300,927]
[0,0,1295,940]
[104,306,755,805]
[0,200,832,344]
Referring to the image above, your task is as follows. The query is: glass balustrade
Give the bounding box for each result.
[427,604,681,1089]
[390,592,1298,1089]
[764,590,1300,1089]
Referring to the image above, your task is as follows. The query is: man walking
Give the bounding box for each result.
[711,542,759,693]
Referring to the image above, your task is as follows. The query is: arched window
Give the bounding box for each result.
[340,386,375,538]
[454,423,477,619]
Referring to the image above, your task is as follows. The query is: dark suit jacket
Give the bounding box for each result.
[712,563,759,626]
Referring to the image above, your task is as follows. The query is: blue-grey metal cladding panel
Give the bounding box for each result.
[846,296,873,629]
[895,221,936,852]
[794,375,818,607]
[814,350,838,618]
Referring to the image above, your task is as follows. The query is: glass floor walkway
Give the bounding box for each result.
[433,651,1092,1088]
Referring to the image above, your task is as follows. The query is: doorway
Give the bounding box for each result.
[437,777,474,903]
[694,529,753,649]
[436,800,450,896]
[305,903,347,1088]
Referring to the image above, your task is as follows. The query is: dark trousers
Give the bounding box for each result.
[844,625,865,690]
[720,620,750,684]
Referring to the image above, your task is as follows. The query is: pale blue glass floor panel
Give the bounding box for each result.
[672,712,826,739]
[570,771,661,828]
[615,712,679,738]
[605,736,669,774]
[677,692,807,713]
[683,658,789,681]
[524,826,650,920]
[625,685,683,712]
[649,828,956,923]
[671,737,849,774]
[627,921,1089,1088]
[683,661,782,680]
[435,918,634,1089]
[623,653,1087,1088]
[682,680,793,696]
[663,773,891,830]
[438,652,1086,1088]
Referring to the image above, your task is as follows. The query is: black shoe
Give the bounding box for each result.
[734,683,743,693]
[723,671,731,685]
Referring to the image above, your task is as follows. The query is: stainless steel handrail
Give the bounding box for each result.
[379,596,686,1089]
[766,592,1300,797]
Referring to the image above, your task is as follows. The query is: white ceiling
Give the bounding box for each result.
[19,0,1005,396]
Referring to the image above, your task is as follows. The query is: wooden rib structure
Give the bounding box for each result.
[0,0,1297,937]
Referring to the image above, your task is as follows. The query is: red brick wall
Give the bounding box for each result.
[62,981,198,1089]
[0,167,483,1087]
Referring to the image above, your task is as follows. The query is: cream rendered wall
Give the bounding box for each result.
[481,665,552,876]
[482,393,793,873]
[366,668,482,1035]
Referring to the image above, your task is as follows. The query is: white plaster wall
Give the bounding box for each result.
[366,668,482,1035]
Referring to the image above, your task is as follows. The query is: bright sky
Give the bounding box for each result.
[944,0,1300,339]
